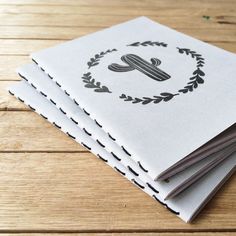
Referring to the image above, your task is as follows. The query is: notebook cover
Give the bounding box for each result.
[31,17,236,180]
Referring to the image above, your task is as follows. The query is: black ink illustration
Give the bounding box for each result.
[81,41,205,105]
[87,49,117,69]
[108,54,171,82]
[82,72,111,93]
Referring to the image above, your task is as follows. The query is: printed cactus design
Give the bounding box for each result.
[108,54,171,82]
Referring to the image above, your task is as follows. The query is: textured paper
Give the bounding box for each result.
[31,17,236,180]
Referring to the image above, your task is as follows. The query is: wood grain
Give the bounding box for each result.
[0,0,235,234]
[0,152,235,231]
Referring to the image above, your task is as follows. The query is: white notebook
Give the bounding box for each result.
[17,63,235,199]
[8,81,236,222]
[31,17,236,180]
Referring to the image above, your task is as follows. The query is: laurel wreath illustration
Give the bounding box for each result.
[81,41,205,105]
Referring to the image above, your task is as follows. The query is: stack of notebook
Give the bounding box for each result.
[8,17,236,222]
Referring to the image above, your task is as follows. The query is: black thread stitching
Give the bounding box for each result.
[81,142,91,150]
[146,183,159,193]
[95,119,102,128]
[18,97,24,103]
[153,195,166,206]
[40,91,47,97]
[121,146,131,156]
[70,117,78,125]
[97,154,108,162]
[8,90,14,96]
[114,167,126,176]
[18,73,28,81]
[40,114,48,120]
[166,205,180,215]
[48,74,53,80]
[65,90,70,96]
[73,99,79,105]
[138,161,148,173]
[83,128,92,136]
[131,179,144,189]
[96,139,105,148]
[53,122,61,129]
[111,152,121,161]
[66,132,75,139]
[31,83,36,89]
[83,108,90,116]
[108,133,116,141]
[50,99,56,105]
[40,67,45,72]
[28,105,35,111]
[56,81,61,87]
[32,58,38,65]
[128,166,139,176]
[59,107,66,115]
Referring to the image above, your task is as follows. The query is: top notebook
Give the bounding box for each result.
[31,17,236,180]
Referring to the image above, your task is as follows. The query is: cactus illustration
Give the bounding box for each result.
[108,54,171,81]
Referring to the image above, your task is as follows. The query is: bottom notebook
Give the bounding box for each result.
[8,80,236,222]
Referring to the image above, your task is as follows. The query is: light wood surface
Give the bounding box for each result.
[0,0,235,234]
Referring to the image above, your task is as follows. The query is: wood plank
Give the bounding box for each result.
[0,14,235,30]
[0,0,236,8]
[1,40,236,56]
[0,4,236,17]
[0,111,85,152]
[0,152,235,231]
[0,56,29,81]
[1,26,236,42]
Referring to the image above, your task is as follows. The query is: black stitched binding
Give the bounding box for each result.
[83,128,91,136]
[96,139,105,148]
[81,142,91,150]
[18,73,28,81]
[48,74,53,80]
[59,107,66,115]
[114,167,126,176]
[97,154,108,162]
[83,108,90,116]
[18,97,24,102]
[95,119,102,128]
[8,90,14,96]
[111,152,121,161]
[28,105,35,111]
[30,83,36,89]
[131,179,144,189]
[40,67,45,72]
[121,146,131,156]
[166,205,180,215]
[70,117,78,125]
[50,99,56,105]
[146,183,159,193]
[40,114,48,120]
[153,195,166,206]
[40,91,47,97]
[32,58,38,65]
[65,90,70,96]
[73,99,79,105]
[128,166,139,176]
[66,132,75,139]
[108,133,116,141]
[138,161,148,173]
[56,81,61,87]
[53,122,61,129]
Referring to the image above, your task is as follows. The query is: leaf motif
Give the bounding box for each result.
[197,77,204,84]
[85,83,97,88]
[120,94,126,99]
[160,92,172,97]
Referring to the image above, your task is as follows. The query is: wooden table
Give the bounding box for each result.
[0,0,235,235]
